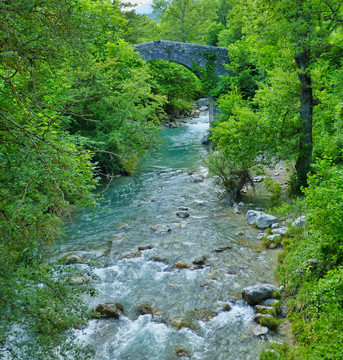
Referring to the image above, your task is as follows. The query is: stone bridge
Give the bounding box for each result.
[134,40,230,122]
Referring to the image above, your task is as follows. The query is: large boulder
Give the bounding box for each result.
[242,283,280,306]
[246,210,261,225]
[94,302,124,318]
[246,210,278,229]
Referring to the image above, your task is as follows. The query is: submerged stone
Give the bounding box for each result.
[150,224,172,233]
[215,245,233,253]
[176,211,190,218]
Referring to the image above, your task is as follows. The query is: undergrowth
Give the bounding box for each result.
[260,160,343,359]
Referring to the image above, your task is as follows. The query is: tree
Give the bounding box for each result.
[212,0,343,191]
[152,0,218,43]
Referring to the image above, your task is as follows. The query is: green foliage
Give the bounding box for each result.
[192,51,218,95]
[260,343,289,360]
[206,89,266,202]
[258,315,280,330]
[204,150,253,203]
[123,11,160,43]
[147,59,202,115]
[0,0,167,357]
[152,0,219,44]
[264,178,282,207]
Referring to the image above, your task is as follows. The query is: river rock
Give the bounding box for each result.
[178,206,189,211]
[150,224,171,233]
[64,254,83,265]
[138,302,154,315]
[196,98,209,107]
[292,215,307,227]
[201,133,210,145]
[69,276,89,285]
[246,210,278,229]
[199,105,208,111]
[246,210,261,225]
[251,324,269,336]
[192,255,207,266]
[176,347,191,357]
[120,251,141,259]
[254,305,277,317]
[222,303,232,312]
[174,261,189,269]
[94,302,123,318]
[266,234,281,241]
[138,245,152,251]
[190,175,204,183]
[176,211,190,218]
[215,245,233,253]
[272,227,288,235]
[253,313,279,330]
[153,256,169,263]
[171,319,196,330]
[258,233,266,240]
[242,283,280,306]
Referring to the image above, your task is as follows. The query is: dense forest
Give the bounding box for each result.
[1,0,343,358]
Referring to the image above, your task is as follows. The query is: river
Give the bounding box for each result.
[58,111,283,359]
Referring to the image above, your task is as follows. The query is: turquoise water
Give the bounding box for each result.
[59,113,281,359]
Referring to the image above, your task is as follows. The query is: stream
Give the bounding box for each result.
[58,112,283,359]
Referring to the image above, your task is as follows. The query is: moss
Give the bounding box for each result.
[255,305,277,317]
[255,314,280,330]
[260,343,289,360]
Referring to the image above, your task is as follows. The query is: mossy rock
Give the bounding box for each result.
[253,314,279,330]
[93,302,124,319]
[171,319,196,331]
[176,347,191,357]
[138,302,155,315]
[174,261,189,269]
[254,305,277,317]
[263,299,282,315]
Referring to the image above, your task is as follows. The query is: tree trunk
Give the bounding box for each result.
[294,48,313,189]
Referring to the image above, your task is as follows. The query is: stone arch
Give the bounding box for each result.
[134,40,230,122]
